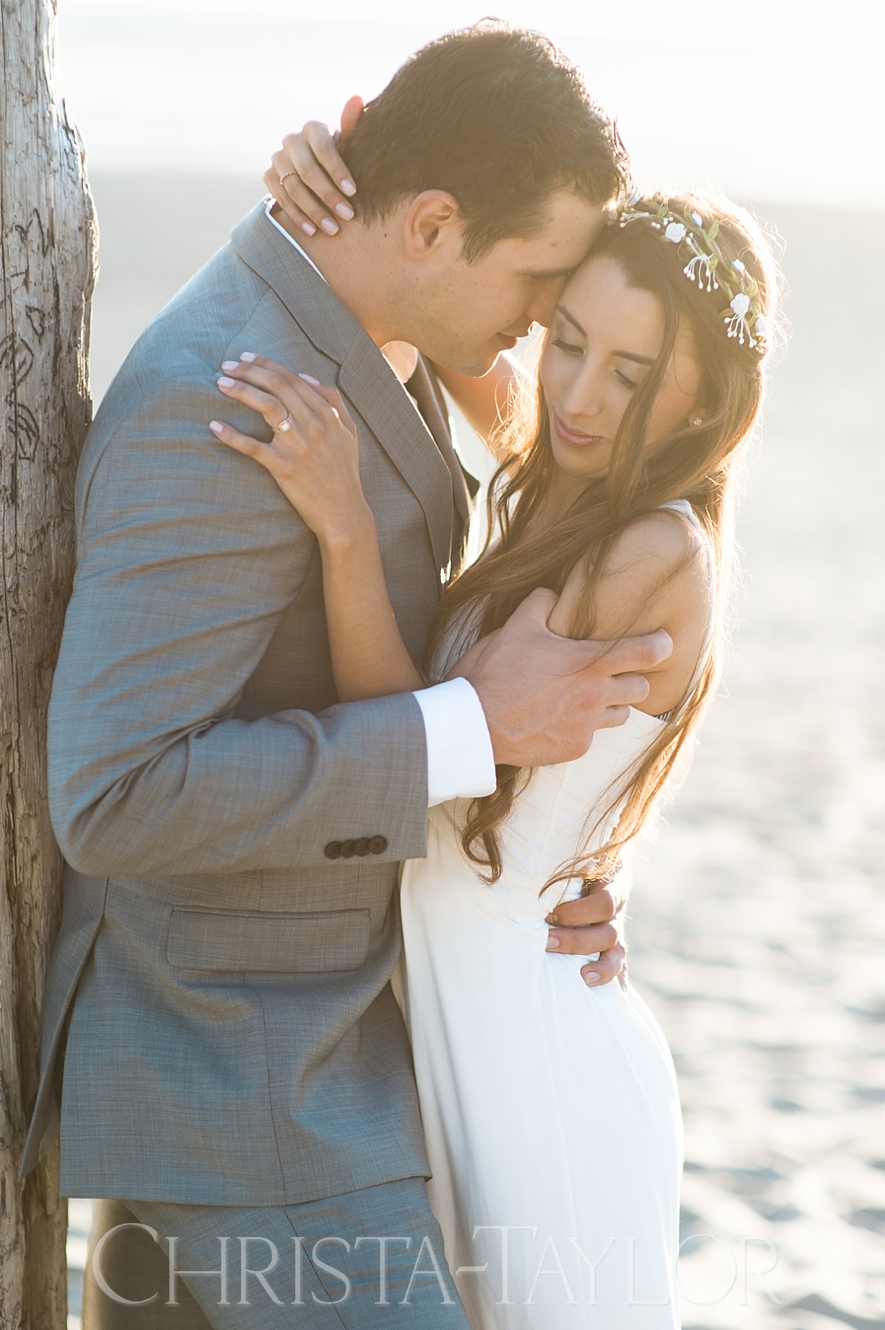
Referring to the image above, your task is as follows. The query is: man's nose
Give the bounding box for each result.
[525,282,566,328]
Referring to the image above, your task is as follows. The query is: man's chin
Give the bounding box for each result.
[447,350,502,378]
[420,338,502,378]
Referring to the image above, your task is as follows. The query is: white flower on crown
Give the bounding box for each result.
[683,252,716,291]
[725,292,753,344]
[619,200,765,353]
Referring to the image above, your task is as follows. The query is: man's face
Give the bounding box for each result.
[409,191,609,376]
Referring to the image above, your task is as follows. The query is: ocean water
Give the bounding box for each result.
[56,2,885,207]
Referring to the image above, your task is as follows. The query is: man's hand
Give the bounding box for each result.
[545,874,629,987]
[454,588,672,767]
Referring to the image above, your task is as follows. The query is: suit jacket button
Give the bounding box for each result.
[354,838,370,857]
[324,841,342,860]
[340,839,356,859]
[368,835,388,855]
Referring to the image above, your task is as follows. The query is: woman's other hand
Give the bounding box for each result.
[264,96,364,238]
[210,353,373,547]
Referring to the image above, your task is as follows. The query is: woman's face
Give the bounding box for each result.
[540,255,703,483]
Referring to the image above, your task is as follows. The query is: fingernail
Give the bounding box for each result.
[340,179,356,196]
[217,376,236,388]
[335,202,355,220]
[547,913,560,926]
[301,221,317,237]
[239,352,257,362]
[221,361,239,372]
[320,218,339,235]
[209,420,224,434]
[299,373,320,386]
[546,934,560,951]
[583,970,600,985]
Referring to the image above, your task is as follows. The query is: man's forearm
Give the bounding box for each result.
[50,690,430,876]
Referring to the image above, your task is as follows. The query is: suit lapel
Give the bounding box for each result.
[231,203,454,577]
[406,356,473,528]
[337,350,454,577]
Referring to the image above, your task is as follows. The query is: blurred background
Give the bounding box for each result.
[56,1,884,1327]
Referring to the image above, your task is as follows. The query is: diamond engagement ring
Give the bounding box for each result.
[277,415,294,433]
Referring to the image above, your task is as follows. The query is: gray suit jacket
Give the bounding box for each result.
[21,201,472,1205]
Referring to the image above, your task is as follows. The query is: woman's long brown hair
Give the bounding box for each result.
[428,193,781,891]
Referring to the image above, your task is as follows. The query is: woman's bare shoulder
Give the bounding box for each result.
[547,507,715,715]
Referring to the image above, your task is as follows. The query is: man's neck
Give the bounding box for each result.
[270,203,401,348]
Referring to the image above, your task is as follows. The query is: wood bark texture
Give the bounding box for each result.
[1,0,96,1324]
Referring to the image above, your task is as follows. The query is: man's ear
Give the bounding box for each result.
[403,191,463,261]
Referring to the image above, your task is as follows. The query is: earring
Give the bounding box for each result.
[690,415,704,427]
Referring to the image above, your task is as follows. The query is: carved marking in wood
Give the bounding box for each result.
[11,404,41,461]
[0,333,36,386]
[25,305,47,341]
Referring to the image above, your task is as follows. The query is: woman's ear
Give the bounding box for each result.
[688,398,712,427]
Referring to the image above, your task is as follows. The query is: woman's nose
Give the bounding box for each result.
[561,368,603,421]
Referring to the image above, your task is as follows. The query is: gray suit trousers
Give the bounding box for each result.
[83,1182,472,1328]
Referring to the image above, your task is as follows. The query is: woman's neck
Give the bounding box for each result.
[528,468,590,540]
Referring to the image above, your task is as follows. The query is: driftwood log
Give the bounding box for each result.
[0,0,96,1323]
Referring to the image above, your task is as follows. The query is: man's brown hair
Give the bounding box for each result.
[342,21,630,262]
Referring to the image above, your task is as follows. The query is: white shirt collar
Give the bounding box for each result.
[263,197,327,284]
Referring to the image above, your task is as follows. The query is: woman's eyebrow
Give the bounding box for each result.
[557,304,585,335]
[558,305,655,366]
[614,350,655,365]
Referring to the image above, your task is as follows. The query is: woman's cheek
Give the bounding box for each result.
[539,345,565,395]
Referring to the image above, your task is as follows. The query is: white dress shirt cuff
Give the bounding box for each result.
[413,678,497,807]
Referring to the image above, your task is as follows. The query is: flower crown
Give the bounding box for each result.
[618,196,768,353]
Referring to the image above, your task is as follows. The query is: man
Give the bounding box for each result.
[22,22,669,1328]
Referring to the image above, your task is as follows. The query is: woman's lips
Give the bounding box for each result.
[553,413,605,447]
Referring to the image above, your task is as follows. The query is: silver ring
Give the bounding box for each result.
[276,414,294,433]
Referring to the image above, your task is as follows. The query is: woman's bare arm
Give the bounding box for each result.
[547,509,714,717]
[315,525,426,701]
[211,355,424,702]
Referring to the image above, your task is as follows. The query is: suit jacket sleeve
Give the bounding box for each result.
[48,373,430,877]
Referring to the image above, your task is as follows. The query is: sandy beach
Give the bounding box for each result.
[66,175,885,1329]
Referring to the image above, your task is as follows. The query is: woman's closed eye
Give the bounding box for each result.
[551,336,583,357]
[615,369,639,390]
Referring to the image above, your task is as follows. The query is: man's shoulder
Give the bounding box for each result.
[121,242,274,380]
[90,245,321,444]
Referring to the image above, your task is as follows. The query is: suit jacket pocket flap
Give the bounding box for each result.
[167,907,370,973]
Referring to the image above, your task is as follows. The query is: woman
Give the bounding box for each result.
[210,175,777,1327]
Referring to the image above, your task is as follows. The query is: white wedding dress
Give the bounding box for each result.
[395,503,707,1330]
